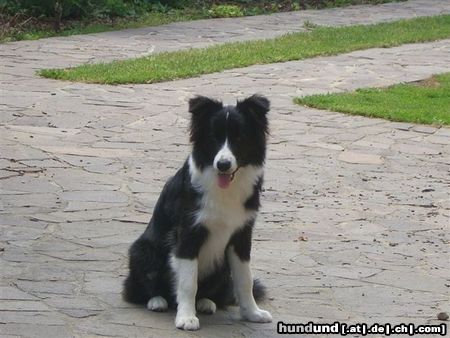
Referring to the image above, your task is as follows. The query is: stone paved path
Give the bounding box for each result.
[1,1,450,337]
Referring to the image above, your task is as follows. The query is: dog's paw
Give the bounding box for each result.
[196,298,216,314]
[241,308,272,323]
[147,296,168,312]
[175,315,200,331]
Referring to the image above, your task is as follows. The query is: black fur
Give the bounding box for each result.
[123,95,270,309]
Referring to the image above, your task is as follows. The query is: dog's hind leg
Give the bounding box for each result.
[196,298,216,314]
[123,236,169,305]
[147,296,169,312]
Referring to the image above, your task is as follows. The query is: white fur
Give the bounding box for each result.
[147,296,168,312]
[213,139,237,172]
[227,248,272,323]
[171,257,200,331]
[196,298,216,314]
[188,155,263,278]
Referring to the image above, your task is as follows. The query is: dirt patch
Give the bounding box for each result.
[409,76,441,88]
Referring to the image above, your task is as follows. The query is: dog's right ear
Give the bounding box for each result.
[189,96,223,142]
[188,96,223,116]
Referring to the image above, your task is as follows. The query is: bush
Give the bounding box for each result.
[1,1,403,20]
[209,4,243,18]
[0,0,184,19]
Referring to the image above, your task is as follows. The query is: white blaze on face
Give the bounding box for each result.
[213,139,238,189]
[213,139,237,172]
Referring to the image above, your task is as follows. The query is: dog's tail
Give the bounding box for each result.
[123,274,148,304]
[222,277,267,306]
[252,278,267,302]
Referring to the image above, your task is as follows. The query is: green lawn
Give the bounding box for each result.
[39,15,450,85]
[295,73,450,126]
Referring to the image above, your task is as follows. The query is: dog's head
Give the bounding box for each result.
[189,94,270,189]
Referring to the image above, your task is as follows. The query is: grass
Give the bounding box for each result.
[39,14,450,85]
[294,73,450,126]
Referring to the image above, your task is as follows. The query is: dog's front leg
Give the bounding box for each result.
[172,256,199,330]
[227,245,272,323]
[171,225,208,330]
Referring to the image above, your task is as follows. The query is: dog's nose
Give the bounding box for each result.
[217,159,231,172]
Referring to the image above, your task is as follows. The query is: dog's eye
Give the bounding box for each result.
[215,133,225,144]
[211,127,226,143]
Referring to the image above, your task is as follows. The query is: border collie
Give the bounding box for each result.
[123,94,272,330]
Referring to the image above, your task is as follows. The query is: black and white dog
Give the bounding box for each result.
[123,94,272,330]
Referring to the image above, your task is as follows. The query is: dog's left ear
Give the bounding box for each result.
[237,94,270,134]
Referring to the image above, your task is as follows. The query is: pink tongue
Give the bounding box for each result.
[218,174,232,189]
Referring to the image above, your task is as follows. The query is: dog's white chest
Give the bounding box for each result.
[190,163,262,278]
[196,199,253,278]
[197,190,256,278]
